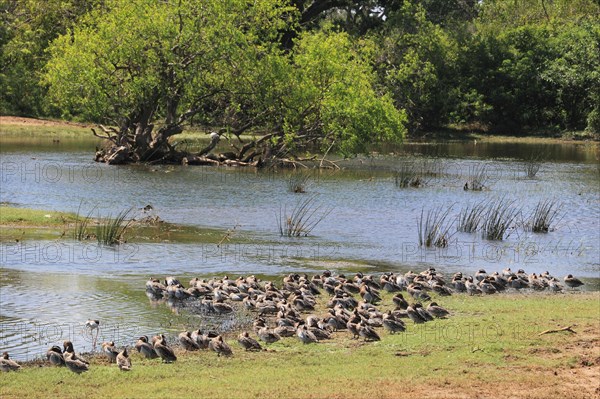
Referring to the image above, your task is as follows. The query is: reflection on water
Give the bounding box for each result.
[399,141,599,163]
[0,137,599,360]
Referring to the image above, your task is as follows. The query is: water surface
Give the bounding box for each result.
[1,134,598,360]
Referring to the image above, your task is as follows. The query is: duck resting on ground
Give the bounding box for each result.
[116,347,131,371]
[564,274,584,289]
[46,345,65,367]
[237,332,262,351]
[153,334,177,363]
[0,352,21,372]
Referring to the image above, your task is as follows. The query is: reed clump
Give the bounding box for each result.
[394,162,423,188]
[524,199,561,233]
[464,164,488,191]
[457,200,488,233]
[287,169,312,193]
[522,150,546,179]
[481,198,519,240]
[96,208,134,245]
[277,196,331,237]
[417,205,455,248]
[73,202,95,241]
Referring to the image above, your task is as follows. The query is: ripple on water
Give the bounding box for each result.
[0,147,598,359]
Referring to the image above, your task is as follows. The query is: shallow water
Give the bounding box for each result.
[1,135,599,360]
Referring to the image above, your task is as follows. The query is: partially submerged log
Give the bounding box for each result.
[105,146,129,165]
[182,155,220,166]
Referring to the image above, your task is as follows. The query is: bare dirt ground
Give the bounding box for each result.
[421,325,600,399]
[0,116,92,128]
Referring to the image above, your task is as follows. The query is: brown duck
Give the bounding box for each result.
[64,351,89,374]
[101,341,119,363]
[135,336,158,359]
[46,345,65,366]
[208,335,233,357]
[63,341,89,365]
[178,331,201,351]
[153,334,177,363]
[0,352,21,372]
[116,347,131,371]
[237,332,262,351]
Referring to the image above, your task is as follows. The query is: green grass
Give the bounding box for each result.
[1,292,598,399]
[0,123,92,137]
[0,206,78,226]
[0,206,294,247]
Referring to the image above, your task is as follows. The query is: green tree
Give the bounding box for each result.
[374,1,461,131]
[542,20,600,131]
[0,0,102,116]
[462,1,600,132]
[45,0,296,164]
[44,0,405,165]
[283,30,406,157]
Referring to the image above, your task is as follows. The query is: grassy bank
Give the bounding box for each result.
[1,292,598,399]
[0,206,79,226]
[2,116,596,144]
[0,116,92,136]
[0,205,244,244]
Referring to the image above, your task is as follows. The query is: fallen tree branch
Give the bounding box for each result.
[538,325,577,336]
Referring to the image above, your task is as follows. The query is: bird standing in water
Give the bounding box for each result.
[85,319,100,349]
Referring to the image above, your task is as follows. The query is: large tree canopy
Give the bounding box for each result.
[43,0,406,165]
[2,0,598,155]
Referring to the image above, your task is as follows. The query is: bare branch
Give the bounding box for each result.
[91,128,117,143]
[99,124,119,134]
[538,325,577,336]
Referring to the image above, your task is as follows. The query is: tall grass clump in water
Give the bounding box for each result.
[525,199,561,233]
[394,162,423,188]
[96,208,134,245]
[418,206,455,248]
[465,164,488,191]
[457,200,487,233]
[420,158,444,179]
[481,198,519,240]
[73,202,95,241]
[522,150,546,179]
[277,196,331,237]
[287,169,312,193]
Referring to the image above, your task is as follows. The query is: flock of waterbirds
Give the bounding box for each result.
[0,267,586,373]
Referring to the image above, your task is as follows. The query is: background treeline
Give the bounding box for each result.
[1,0,599,136]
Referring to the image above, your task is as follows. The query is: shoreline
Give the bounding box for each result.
[2,115,598,144]
[0,205,229,244]
[1,290,598,399]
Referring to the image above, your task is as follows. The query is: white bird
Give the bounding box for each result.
[85,319,100,348]
[85,319,100,330]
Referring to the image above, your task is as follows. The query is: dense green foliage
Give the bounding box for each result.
[2,0,599,147]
